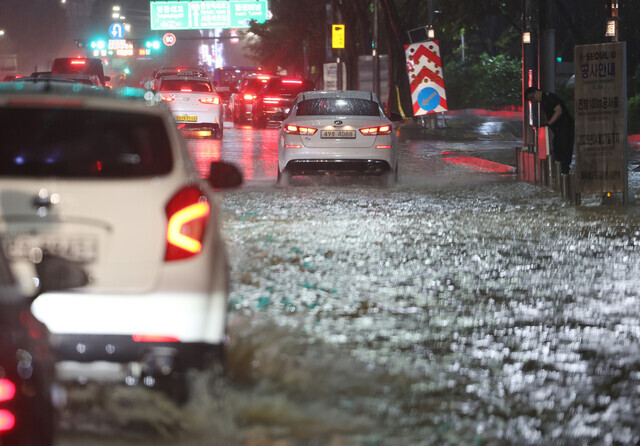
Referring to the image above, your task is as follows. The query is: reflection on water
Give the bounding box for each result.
[186,125,279,182]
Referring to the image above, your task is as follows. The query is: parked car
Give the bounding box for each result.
[276,90,401,184]
[252,76,315,129]
[0,81,242,404]
[157,72,224,139]
[0,246,88,446]
[229,73,271,125]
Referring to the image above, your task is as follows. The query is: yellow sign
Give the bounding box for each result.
[332,24,345,49]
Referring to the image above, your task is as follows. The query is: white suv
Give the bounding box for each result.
[0,80,242,403]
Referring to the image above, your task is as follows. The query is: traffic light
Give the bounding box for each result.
[90,40,107,50]
[145,39,161,51]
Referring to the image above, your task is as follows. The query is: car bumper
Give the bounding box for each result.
[31,290,227,348]
[279,146,397,174]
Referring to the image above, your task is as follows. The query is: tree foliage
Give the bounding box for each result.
[243,0,640,112]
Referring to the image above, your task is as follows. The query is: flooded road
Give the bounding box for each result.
[58,117,640,446]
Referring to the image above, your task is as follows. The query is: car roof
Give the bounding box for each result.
[0,81,165,111]
[159,75,212,83]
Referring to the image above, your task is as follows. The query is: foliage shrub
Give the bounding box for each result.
[443,53,521,109]
[628,95,640,134]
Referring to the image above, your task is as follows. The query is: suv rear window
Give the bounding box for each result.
[0,107,173,177]
[159,79,212,92]
[296,98,381,116]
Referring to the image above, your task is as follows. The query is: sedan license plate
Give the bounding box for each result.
[2,235,98,262]
[321,130,356,139]
[175,115,197,122]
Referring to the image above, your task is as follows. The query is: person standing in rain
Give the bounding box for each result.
[525,87,574,174]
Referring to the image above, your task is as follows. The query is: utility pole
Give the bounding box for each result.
[372,0,380,99]
[522,0,538,150]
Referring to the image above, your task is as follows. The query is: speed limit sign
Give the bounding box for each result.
[163,33,176,46]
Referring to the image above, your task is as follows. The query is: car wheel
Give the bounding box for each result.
[154,361,225,406]
[277,168,291,186]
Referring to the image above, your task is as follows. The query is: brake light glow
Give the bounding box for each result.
[282,79,303,84]
[0,410,15,433]
[360,125,392,135]
[264,97,282,104]
[199,97,220,104]
[70,59,87,65]
[376,145,392,149]
[0,380,16,402]
[284,124,317,135]
[180,88,193,92]
[132,334,180,343]
[165,186,210,261]
[161,96,175,102]
[243,93,256,101]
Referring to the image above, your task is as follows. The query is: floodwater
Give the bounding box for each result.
[57,118,640,446]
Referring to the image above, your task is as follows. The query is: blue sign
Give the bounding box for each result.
[108,23,125,39]
[417,87,440,111]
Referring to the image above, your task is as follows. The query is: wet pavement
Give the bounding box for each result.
[56,114,640,446]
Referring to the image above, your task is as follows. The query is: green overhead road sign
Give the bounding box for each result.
[150,1,269,30]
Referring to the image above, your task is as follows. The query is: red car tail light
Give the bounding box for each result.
[0,380,16,402]
[165,186,210,261]
[161,96,175,102]
[359,125,392,135]
[199,97,220,105]
[180,88,193,92]
[132,334,180,343]
[243,93,256,101]
[282,79,303,84]
[70,59,87,65]
[0,410,15,433]
[263,97,282,104]
[284,124,317,135]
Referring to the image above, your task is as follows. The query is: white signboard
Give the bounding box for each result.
[574,42,628,194]
[323,62,346,90]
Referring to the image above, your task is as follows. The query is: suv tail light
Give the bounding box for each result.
[165,186,210,261]
[360,125,392,135]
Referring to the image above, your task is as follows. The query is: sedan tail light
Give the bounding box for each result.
[243,93,256,101]
[359,125,392,135]
[284,124,317,135]
[161,95,175,102]
[165,186,210,261]
[199,97,220,105]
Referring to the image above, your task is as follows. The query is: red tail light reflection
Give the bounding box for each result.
[165,186,210,261]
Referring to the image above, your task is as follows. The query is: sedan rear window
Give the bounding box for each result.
[0,107,173,177]
[296,98,381,116]
[159,80,213,92]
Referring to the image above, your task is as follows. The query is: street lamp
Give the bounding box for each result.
[0,30,5,37]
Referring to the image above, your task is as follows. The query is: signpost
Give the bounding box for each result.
[574,42,628,203]
[108,23,126,39]
[163,33,176,46]
[404,41,448,116]
[332,25,344,49]
[150,1,268,30]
